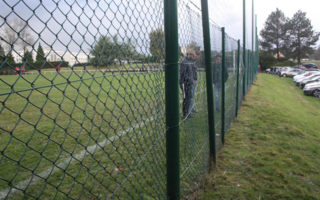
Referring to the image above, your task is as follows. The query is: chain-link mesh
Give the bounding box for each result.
[0,0,167,199]
[177,2,209,198]
[0,0,258,199]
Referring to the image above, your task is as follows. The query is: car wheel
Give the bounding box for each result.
[312,90,320,97]
[283,74,287,77]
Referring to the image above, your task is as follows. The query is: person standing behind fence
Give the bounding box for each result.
[212,54,229,113]
[278,68,282,78]
[189,51,201,114]
[14,66,19,75]
[180,49,196,120]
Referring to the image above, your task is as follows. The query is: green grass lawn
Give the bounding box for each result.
[0,71,169,199]
[200,73,320,199]
[0,69,218,199]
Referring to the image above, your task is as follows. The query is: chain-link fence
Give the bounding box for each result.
[0,0,258,199]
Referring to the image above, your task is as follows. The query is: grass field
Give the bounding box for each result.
[0,71,169,199]
[0,68,225,199]
[200,73,320,199]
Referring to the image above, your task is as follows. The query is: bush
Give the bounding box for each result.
[259,51,277,71]
[0,61,69,75]
[273,60,297,67]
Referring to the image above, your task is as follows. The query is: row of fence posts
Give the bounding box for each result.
[164,0,259,199]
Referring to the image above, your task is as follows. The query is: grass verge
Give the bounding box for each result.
[200,73,320,199]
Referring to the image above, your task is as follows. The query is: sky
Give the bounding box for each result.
[0,0,319,56]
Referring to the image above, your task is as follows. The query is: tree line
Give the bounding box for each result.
[260,9,320,64]
[0,17,47,64]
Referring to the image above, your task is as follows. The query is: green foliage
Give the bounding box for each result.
[273,60,297,67]
[260,8,289,60]
[259,50,276,70]
[149,28,164,61]
[91,35,136,67]
[36,43,45,62]
[23,50,34,63]
[31,61,69,69]
[6,52,15,63]
[288,10,320,63]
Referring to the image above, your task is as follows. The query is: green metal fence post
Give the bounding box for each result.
[221,27,226,145]
[164,0,180,199]
[242,0,246,98]
[235,39,240,117]
[200,0,216,164]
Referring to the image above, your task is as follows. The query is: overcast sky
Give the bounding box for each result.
[0,0,319,56]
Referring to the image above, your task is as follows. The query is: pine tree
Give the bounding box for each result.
[24,50,34,63]
[288,10,320,63]
[36,43,45,62]
[6,52,15,63]
[260,8,289,60]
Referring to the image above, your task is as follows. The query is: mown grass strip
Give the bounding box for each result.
[200,73,320,199]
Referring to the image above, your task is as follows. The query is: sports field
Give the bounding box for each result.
[0,71,169,199]
[0,69,214,199]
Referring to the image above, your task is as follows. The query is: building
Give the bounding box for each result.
[11,47,90,67]
[273,52,285,59]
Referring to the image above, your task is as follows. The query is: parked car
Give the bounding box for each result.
[292,65,304,70]
[295,73,320,86]
[281,67,292,71]
[293,71,312,82]
[266,68,270,73]
[281,69,301,77]
[302,63,317,69]
[300,76,320,89]
[293,69,320,81]
[303,81,320,97]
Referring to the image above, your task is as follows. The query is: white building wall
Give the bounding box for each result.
[11,47,90,67]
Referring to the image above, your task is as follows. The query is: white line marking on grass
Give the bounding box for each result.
[0,116,155,199]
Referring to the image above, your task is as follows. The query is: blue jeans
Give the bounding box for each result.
[214,83,221,110]
[189,81,197,111]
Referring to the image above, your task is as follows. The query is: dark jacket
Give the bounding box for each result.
[193,63,198,81]
[212,63,229,84]
[180,56,195,84]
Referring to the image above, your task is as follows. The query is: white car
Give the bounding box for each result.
[296,73,320,86]
[281,69,301,77]
[294,72,320,84]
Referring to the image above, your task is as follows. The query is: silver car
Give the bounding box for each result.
[281,69,301,77]
[303,80,320,97]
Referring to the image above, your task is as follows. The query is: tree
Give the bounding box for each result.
[24,50,34,63]
[0,43,5,57]
[149,28,164,61]
[36,43,45,62]
[288,10,320,63]
[0,17,34,53]
[260,8,289,60]
[90,35,136,66]
[6,52,15,63]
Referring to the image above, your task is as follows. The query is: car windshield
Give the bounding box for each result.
[310,75,320,80]
[297,70,305,75]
